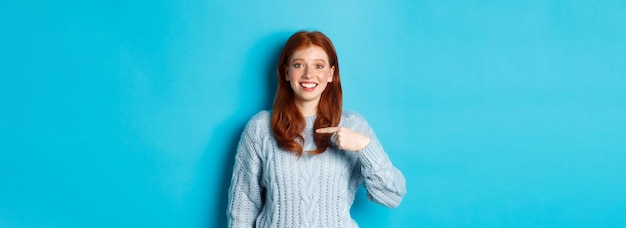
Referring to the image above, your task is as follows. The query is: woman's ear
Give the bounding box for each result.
[328,66,335,82]
[285,65,290,81]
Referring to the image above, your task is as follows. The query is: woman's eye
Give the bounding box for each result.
[315,64,324,69]
[294,63,302,68]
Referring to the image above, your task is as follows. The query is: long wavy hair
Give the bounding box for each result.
[272,31,343,156]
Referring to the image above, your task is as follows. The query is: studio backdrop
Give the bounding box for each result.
[1,0,625,227]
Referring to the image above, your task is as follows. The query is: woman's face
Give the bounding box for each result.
[285,45,335,105]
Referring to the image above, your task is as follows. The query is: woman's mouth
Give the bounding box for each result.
[300,82,318,91]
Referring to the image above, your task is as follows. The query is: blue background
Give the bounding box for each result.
[1,1,625,227]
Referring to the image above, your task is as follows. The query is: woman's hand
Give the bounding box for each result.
[316,127,371,152]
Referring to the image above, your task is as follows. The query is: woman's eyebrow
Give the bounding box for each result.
[291,58,327,63]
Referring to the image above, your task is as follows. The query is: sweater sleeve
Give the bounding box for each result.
[348,112,407,208]
[227,113,267,227]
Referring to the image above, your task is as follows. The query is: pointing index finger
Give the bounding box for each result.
[316,127,340,133]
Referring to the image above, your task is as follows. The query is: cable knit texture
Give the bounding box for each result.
[227,110,406,228]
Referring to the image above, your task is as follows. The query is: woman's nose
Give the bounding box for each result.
[302,67,311,78]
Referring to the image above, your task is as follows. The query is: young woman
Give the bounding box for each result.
[227,31,406,227]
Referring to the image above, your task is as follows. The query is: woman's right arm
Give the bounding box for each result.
[227,115,266,227]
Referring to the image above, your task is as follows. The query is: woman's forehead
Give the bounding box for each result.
[290,46,329,61]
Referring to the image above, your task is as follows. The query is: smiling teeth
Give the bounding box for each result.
[301,83,317,88]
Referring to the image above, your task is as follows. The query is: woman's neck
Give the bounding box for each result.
[295,99,319,117]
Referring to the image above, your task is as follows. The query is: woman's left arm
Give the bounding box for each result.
[317,114,407,208]
[356,134,407,208]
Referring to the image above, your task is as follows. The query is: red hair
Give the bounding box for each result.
[272,31,342,156]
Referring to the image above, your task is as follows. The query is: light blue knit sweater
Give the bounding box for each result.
[227,110,406,227]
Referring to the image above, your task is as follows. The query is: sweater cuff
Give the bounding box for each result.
[357,140,388,170]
